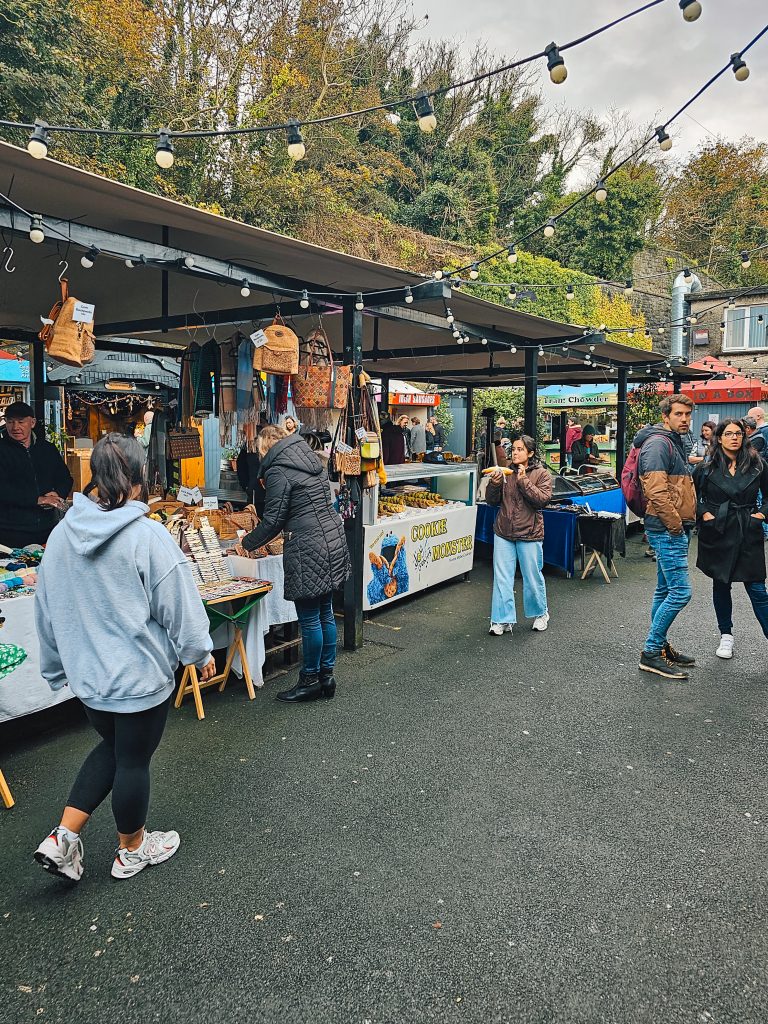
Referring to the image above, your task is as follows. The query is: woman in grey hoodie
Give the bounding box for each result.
[33,434,214,883]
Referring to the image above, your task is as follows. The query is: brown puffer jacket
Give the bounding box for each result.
[485,465,553,542]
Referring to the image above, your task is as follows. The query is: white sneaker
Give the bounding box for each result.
[34,826,84,882]
[532,613,550,632]
[716,634,734,659]
[489,623,513,635]
[111,828,180,880]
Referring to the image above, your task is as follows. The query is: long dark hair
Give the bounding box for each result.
[707,418,762,477]
[512,434,543,467]
[84,433,148,510]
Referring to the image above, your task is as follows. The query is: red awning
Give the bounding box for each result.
[659,356,768,403]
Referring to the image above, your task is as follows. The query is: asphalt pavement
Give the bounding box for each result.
[2,532,768,1024]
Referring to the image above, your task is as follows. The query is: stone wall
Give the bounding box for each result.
[689,288,768,377]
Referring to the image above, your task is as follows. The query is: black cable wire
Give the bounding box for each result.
[0,0,666,141]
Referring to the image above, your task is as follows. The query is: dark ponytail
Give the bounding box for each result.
[85,433,148,510]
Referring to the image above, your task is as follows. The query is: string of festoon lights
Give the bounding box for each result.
[431,20,767,284]
[4,1,703,169]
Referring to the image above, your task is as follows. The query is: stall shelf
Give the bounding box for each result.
[362,462,478,610]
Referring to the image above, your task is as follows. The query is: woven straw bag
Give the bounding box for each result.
[252,314,299,375]
[331,394,361,476]
[291,329,352,409]
[39,279,96,368]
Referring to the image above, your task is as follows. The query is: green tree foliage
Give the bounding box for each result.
[625,382,662,453]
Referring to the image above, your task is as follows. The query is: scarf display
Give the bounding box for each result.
[219,338,238,443]
[178,342,198,425]
[193,337,220,418]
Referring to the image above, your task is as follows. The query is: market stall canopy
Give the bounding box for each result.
[45,350,179,391]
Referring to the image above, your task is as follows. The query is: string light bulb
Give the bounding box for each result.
[545,42,567,85]
[445,309,455,324]
[125,259,135,268]
[510,346,517,354]
[27,120,50,159]
[355,292,364,311]
[456,335,464,345]
[286,120,306,160]
[452,329,461,339]
[299,289,310,308]
[566,284,574,301]
[658,326,665,335]
[155,130,174,169]
[414,92,437,133]
[594,180,608,203]
[538,345,544,357]
[469,263,480,280]
[730,52,749,81]
[238,280,251,298]
[29,215,44,244]
[683,267,693,283]
[690,315,698,325]
[508,285,517,302]
[404,287,414,304]
[543,219,556,238]
[434,269,444,280]
[183,256,195,269]
[679,0,702,22]
[655,126,672,151]
[728,296,736,308]
[624,280,633,295]
[481,337,488,346]
[507,245,518,265]
[80,246,99,269]
[741,251,752,269]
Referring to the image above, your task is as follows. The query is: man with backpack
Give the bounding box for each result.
[623,394,697,679]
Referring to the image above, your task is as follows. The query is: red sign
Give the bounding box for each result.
[391,393,441,407]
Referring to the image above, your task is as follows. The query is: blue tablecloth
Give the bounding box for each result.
[475,504,579,576]
[570,489,626,515]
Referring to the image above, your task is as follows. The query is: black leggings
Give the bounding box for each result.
[67,697,171,835]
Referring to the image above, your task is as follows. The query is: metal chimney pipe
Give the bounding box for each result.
[670,270,703,359]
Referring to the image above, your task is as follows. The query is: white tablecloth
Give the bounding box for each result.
[0,593,74,723]
[209,554,297,688]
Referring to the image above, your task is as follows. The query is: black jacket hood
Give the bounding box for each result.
[260,433,323,478]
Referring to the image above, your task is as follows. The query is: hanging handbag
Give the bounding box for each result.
[38,279,96,368]
[291,328,352,409]
[330,393,361,477]
[167,426,203,459]
[252,314,299,375]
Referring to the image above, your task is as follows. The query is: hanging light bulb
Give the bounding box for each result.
[28,215,44,244]
[286,119,306,160]
[299,289,310,308]
[355,292,364,311]
[240,280,251,298]
[155,130,175,169]
[445,308,455,324]
[562,345,568,353]
[741,251,752,269]
[538,345,544,357]
[594,180,608,203]
[683,267,693,284]
[720,321,726,332]
[456,335,464,345]
[690,315,698,325]
[413,92,437,133]
[730,52,750,81]
[183,256,195,269]
[507,285,517,302]
[566,284,574,301]
[125,259,135,268]
[543,219,556,238]
[728,296,736,308]
[27,120,50,159]
[628,368,634,376]
[609,365,616,373]
[589,344,596,353]
[507,245,518,265]
[469,263,480,280]
[80,246,99,269]
[404,287,414,304]
[679,0,702,22]
[510,345,517,354]
[433,269,444,280]
[658,326,665,335]
[481,337,488,346]
[544,42,567,85]
[624,279,634,296]
[452,329,461,339]
[655,126,672,151]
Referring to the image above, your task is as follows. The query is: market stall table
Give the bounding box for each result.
[0,593,73,723]
[475,504,580,577]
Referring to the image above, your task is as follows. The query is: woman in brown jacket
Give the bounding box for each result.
[485,435,553,635]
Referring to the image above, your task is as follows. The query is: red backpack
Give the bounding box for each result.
[621,436,674,516]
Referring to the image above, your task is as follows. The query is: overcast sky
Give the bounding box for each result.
[425,0,767,161]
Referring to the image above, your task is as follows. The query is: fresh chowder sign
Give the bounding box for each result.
[364,504,476,609]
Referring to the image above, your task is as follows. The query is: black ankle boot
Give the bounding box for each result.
[318,668,336,699]
[276,672,322,703]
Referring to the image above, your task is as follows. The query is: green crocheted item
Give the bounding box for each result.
[0,643,27,681]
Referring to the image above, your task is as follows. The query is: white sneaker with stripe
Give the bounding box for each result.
[34,826,84,882]
[111,828,180,880]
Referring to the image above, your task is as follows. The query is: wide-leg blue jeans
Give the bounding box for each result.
[644,530,692,654]
[491,537,548,624]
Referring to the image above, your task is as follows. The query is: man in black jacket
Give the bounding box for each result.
[0,402,73,548]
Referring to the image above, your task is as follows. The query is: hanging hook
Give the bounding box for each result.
[2,245,15,273]
[58,259,69,282]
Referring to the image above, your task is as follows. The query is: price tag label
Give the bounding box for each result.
[335,441,354,455]
[202,496,219,510]
[354,426,368,441]
[191,486,203,503]
[72,301,96,323]
[250,329,268,349]
[177,486,197,505]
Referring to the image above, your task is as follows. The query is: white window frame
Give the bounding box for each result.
[723,305,768,351]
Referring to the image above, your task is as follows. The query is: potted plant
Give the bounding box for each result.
[222,444,240,471]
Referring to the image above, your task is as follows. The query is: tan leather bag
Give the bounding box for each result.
[252,314,299,375]
[38,279,96,368]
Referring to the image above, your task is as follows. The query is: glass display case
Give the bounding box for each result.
[362,462,478,610]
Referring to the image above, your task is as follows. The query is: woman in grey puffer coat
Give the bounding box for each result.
[243,426,350,702]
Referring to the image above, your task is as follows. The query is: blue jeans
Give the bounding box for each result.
[644,530,692,654]
[712,580,768,639]
[491,537,548,624]
[294,593,337,675]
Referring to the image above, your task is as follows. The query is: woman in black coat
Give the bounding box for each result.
[242,426,351,702]
[693,418,768,660]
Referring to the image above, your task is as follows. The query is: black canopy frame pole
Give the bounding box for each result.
[342,299,365,652]
[465,386,474,456]
[524,347,539,441]
[616,367,629,477]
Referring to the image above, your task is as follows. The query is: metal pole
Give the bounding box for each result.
[465,386,474,456]
[616,367,628,477]
[524,346,539,440]
[379,374,390,416]
[30,339,45,427]
[559,410,567,469]
[342,300,364,651]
